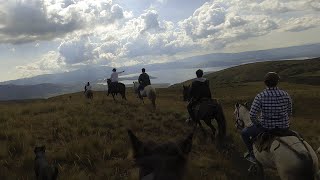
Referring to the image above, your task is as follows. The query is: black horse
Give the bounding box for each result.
[106,79,127,100]
[128,129,193,180]
[183,85,226,144]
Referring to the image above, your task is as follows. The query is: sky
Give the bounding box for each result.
[0,0,319,81]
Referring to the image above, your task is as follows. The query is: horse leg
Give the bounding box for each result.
[198,120,207,137]
[151,98,156,109]
[122,92,127,100]
[112,93,116,101]
[204,119,216,141]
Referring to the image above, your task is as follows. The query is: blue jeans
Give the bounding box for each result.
[241,124,265,153]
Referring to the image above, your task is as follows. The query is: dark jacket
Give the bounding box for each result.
[189,78,212,101]
[138,73,151,87]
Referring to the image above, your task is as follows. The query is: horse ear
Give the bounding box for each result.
[127,129,144,157]
[179,132,193,155]
[243,102,250,109]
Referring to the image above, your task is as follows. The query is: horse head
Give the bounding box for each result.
[128,129,193,180]
[234,103,253,130]
[182,85,190,101]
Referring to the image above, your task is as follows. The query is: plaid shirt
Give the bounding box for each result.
[250,87,292,129]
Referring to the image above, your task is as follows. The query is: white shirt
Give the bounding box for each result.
[85,85,92,91]
[110,72,123,82]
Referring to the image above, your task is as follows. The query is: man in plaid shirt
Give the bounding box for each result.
[242,72,292,163]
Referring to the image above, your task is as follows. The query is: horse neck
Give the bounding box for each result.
[240,106,252,127]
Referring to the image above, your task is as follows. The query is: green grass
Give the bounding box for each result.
[0,60,319,179]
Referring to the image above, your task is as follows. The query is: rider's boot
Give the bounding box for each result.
[244,151,257,164]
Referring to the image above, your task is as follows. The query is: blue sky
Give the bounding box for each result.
[0,0,319,81]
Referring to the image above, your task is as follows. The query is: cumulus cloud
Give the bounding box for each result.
[282,16,320,32]
[10,0,320,76]
[0,0,126,44]
[16,51,66,77]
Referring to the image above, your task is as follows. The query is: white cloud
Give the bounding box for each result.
[7,0,320,77]
[0,0,126,44]
[282,16,320,32]
[16,51,66,77]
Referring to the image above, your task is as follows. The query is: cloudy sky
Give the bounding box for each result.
[0,0,319,81]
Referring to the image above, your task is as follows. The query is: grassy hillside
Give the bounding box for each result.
[203,58,320,85]
[0,60,319,180]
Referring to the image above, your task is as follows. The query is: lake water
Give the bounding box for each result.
[116,66,228,86]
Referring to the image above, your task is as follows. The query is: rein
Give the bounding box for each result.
[235,106,245,130]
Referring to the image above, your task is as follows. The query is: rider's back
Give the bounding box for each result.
[190,78,212,100]
[250,87,292,129]
[139,73,151,87]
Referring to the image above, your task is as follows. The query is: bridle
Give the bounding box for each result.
[235,104,245,130]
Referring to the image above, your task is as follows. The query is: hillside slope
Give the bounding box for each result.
[0,60,319,179]
[204,58,320,85]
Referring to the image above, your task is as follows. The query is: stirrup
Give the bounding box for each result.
[244,152,257,164]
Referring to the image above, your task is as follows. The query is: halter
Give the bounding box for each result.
[235,105,245,130]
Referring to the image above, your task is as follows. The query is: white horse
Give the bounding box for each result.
[234,103,320,180]
[133,82,156,108]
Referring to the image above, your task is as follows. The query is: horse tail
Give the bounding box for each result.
[216,102,226,141]
[150,88,156,108]
[52,163,59,180]
[316,170,320,180]
[121,83,127,100]
[299,152,315,179]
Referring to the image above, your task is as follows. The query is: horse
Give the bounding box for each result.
[133,82,156,109]
[127,129,193,180]
[234,103,320,180]
[84,90,93,99]
[106,79,127,100]
[182,85,226,144]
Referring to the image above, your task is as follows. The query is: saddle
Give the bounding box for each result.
[192,98,218,112]
[109,82,120,93]
[254,129,300,152]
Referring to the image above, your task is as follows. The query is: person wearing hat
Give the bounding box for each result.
[241,72,292,163]
[137,68,151,99]
[110,68,125,83]
[110,68,125,92]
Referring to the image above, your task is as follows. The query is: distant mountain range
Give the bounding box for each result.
[0,43,319,100]
[2,43,320,86]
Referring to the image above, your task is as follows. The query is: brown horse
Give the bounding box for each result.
[107,79,127,100]
[127,129,193,180]
[183,85,226,144]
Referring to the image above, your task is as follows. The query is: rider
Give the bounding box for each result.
[137,68,151,99]
[186,69,212,122]
[84,82,92,93]
[110,68,125,91]
[241,72,292,163]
